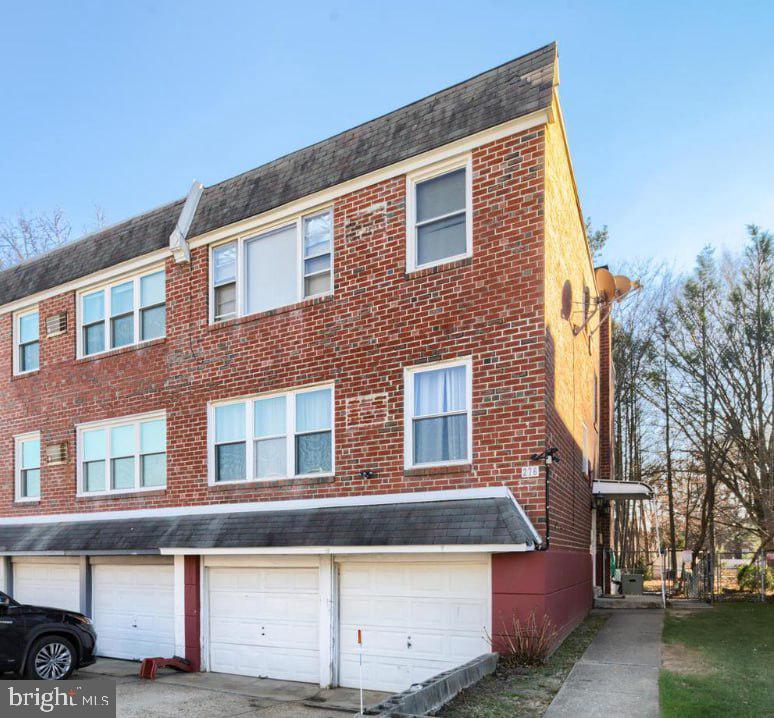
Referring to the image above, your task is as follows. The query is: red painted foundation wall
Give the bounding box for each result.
[491,549,592,650]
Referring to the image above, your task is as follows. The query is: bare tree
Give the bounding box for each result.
[0,207,106,270]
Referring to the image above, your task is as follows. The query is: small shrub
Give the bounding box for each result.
[487,610,557,666]
[737,562,774,592]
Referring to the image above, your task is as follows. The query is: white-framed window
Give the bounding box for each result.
[209,208,333,323]
[77,267,166,358]
[15,432,41,502]
[404,357,472,468]
[209,384,334,484]
[13,308,40,375]
[76,412,166,495]
[406,156,472,272]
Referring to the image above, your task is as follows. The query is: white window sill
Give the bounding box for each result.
[77,336,166,361]
[209,291,334,327]
[407,252,473,275]
[405,460,472,471]
[14,496,41,504]
[209,473,335,488]
[12,369,39,378]
[76,486,167,499]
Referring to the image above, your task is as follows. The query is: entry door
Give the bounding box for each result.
[13,561,80,612]
[92,563,175,660]
[208,567,320,683]
[338,559,491,692]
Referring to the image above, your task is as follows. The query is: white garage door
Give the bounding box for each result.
[13,561,80,612]
[339,559,491,692]
[208,567,319,683]
[92,563,175,660]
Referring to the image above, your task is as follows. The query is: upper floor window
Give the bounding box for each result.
[77,412,166,495]
[404,358,472,468]
[210,208,333,323]
[78,269,166,357]
[210,384,334,484]
[15,432,41,501]
[14,309,40,374]
[407,158,472,272]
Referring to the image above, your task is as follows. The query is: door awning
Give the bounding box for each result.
[592,480,653,500]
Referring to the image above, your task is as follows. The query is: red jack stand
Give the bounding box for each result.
[139,656,194,680]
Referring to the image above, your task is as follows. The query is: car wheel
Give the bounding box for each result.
[25,636,76,680]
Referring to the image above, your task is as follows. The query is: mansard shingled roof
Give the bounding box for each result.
[0,43,556,308]
[0,497,538,553]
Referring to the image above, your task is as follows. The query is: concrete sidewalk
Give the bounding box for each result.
[545,609,663,718]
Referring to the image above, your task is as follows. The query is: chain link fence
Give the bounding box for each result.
[614,549,772,602]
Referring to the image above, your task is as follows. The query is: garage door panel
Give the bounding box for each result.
[92,564,175,661]
[208,567,320,682]
[13,562,80,613]
[339,559,490,692]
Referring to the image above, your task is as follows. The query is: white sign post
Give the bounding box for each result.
[357,628,364,715]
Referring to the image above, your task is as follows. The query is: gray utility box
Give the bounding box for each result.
[621,574,644,595]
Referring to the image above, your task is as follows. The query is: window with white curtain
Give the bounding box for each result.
[407,159,472,271]
[78,268,166,357]
[211,385,334,483]
[15,433,41,501]
[210,208,333,323]
[405,359,471,467]
[14,309,40,374]
[77,412,166,495]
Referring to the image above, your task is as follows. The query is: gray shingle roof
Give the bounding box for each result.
[0,43,556,308]
[0,498,537,554]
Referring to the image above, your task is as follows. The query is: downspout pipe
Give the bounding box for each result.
[531,448,559,551]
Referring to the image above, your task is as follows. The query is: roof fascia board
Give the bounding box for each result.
[0,486,513,526]
[187,109,552,250]
[505,491,543,544]
[0,543,530,557]
[158,544,530,556]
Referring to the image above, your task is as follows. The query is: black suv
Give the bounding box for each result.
[0,592,97,680]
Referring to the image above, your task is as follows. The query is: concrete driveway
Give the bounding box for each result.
[76,659,391,718]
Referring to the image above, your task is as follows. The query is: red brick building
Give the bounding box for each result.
[0,43,613,690]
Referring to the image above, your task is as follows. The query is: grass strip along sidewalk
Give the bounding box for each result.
[440,613,608,718]
[660,602,773,718]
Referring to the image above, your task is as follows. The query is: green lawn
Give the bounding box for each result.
[660,603,773,718]
[439,613,608,718]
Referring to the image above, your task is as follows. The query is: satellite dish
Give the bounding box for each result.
[614,275,632,296]
[594,267,616,302]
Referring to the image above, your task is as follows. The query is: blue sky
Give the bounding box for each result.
[1,0,772,269]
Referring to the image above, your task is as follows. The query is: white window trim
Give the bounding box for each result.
[207,382,336,486]
[404,356,473,470]
[76,265,166,359]
[14,431,41,503]
[405,155,473,273]
[75,410,167,497]
[208,207,334,325]
[12,306,40,376]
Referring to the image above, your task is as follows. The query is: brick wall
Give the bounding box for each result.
[0,127,552,528]
[542,110,598,553]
